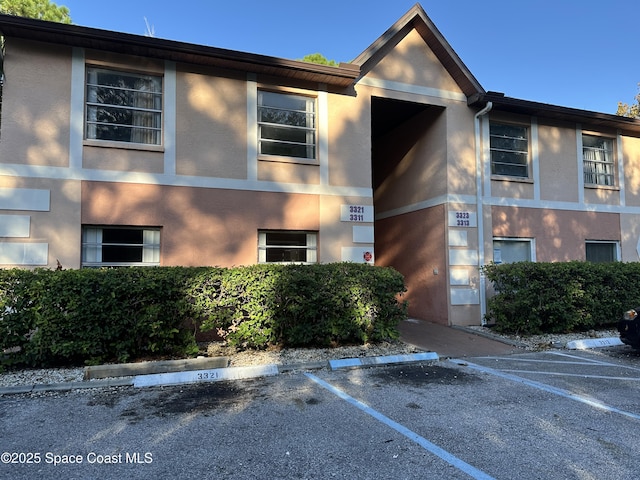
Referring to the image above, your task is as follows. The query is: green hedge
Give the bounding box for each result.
[481,261,640,334]
[0,263,407,367]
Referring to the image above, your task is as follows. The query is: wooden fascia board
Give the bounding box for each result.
[0,15,360,88]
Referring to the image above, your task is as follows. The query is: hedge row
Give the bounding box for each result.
[482,261,639,334]
[0,263,407,367]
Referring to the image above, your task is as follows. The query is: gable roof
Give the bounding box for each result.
[0,14,360,88]
[353,3,485,99]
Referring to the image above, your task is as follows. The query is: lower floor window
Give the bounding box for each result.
[493,238,533,264]
[585,241,618,263]
[258,231,317,263]
[82,226,160,267]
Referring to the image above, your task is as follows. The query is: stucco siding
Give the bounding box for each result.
[0,175,80,269]
[538,122,579,202]
[375,205,448,324]
[81,181,327,266]
[175,67,247,179]
[366,29,462,94]
[492,206,620,262]
[327,90,371,188]
[0,39,71,168]
[623,135,640,207]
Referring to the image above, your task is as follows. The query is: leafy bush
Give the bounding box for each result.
[0,263,407,367]
[481,261,640,334]
[192,263,407,348]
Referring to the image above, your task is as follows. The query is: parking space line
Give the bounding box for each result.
[498,370,640,381]
[304,372,496,480]
[451,359,640,421]
[479,357,605,366]
[549,351,640,372]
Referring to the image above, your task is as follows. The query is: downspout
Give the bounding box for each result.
[474,101,492,325]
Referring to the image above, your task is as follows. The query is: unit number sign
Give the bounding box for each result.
[448,210,477,228]
[341,205,374,222]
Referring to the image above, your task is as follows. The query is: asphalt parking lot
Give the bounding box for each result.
[2,346,640,480]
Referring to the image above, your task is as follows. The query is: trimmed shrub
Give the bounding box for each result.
[481,261,640,334]
[0,263,407,367]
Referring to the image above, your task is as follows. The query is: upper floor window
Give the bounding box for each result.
[258,91,316,160]
[490,123,528,177]
[86,67,163,145]
[82,226,160,267]
[583,134,614,186]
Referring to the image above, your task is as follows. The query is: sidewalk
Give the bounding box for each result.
[399,318,522,358]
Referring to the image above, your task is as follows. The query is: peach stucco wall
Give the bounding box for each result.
[491,206,621,262]
[176,66,248,179]
[366,29,462,94]
[538,121,579,203]
[375,205,448,325]
[81,182,324,267]
[0,175,81,269]
[0,39,71,168]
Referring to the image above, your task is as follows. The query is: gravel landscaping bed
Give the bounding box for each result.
[0,328,621,389]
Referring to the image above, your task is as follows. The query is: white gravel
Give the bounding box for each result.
[0,329,621,389]
[0,340,421,388]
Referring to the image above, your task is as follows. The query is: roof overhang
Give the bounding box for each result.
[0,14,360,88]
[470,91,640,137]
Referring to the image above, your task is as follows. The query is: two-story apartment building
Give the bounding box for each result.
[1,4,640,326]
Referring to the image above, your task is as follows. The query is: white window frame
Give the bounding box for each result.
[582,134,615,187]
[85,67,163,146]
[82,226,160,267]
[585,240,619,263]
[257,90,316,161]
[490,122,529,178]
[258,231,317,264]
[492,238,535,264]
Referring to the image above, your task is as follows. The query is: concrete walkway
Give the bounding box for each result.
[399,318,522,358]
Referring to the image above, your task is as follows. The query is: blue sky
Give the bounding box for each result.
[59,0,639,114]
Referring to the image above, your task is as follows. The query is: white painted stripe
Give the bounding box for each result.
[499,369,640,381]
[376,189,640,221]
[549,351,640,372]
[133,364,279,387]
[357,77,467,102]
[0,164,373,198]
[305,373,495,480]
[0,188,49,211]
[0,215,30,237]
[450,359,640,421]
